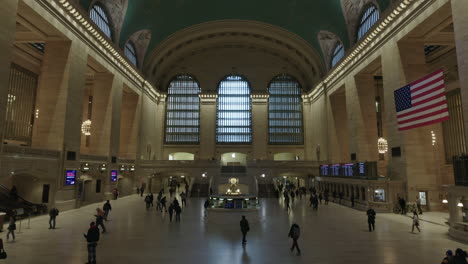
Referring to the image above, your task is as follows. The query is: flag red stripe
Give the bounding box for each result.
[397,100,447,118]
[397,108,448,125]
[410,69,444,86]
[412,93,446,107]
[411,76,445,93]
[399,116,450,131]
[411,83,445,100]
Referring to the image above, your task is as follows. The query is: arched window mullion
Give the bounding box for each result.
[357,5,380,41]
[216,75,252,144]
[124,42,138,66]
[268,74,303,145]
[331,42,345,68]
[165,75,201,144]
[90,4,112,39]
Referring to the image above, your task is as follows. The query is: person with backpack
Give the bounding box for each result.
[288,223,301,256]
[49,207,59,229]
[145,194,152,211]
[95,208,106,233]
[84,222,100,264]
[175,204,182,222]
[367,206,376,232]
[103,200,112,221]
[6,217,16,241]
[240,216,250,244]
[411,211,421,233]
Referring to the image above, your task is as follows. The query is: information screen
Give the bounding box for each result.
[342,163,354,177]
[330,164,341,176]
[111,170,118,182]
[357,162,366,177]
[320,165,329,176]
[65,170,77,186]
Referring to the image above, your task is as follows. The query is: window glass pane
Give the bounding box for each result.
[90,5,112,39]
[165,75,201,144]
[268,75,303,144]
[357,5,380,40]
[124,42,137,66]
[331,43,344,68]
[216,75,252,144]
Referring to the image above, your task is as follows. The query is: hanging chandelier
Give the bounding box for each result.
[81,119,92,136]
[378,137,388,154]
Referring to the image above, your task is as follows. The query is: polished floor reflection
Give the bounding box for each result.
[1,194,466,264]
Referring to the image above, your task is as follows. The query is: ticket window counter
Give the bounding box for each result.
[373,189,386,203]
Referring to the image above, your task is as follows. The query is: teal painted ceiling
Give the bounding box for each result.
[79,0,391,62]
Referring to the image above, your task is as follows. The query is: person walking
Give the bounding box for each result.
[367,207,376,232]
[175,204,182,222]
[288,223,301,256]
[290,191,295,203]
[312,195,319,211]
[416,196,423,215]
[168,203,174,222]
[103,200,112,221]
[240,216,250,244]
[318,192,323,205]
[145,194,152,211]
[95,208,106,233]
[181,192,187,207]
[160,196,167,212]
[0,238,6,259]
[285,196,291,212]
[149,193,154,207]
[140,186,145,197]
[324,191,329,205]
[49,207,59,229]
[204,198,210,217]
[411,211,421,233]
[6,217,16,242]
[84,222,100,264]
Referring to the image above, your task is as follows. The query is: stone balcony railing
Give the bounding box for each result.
[1,145,61,159]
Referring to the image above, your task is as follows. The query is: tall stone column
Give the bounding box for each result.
[382,40,444,209]
[451,0,468,144]
[0,0,18,150]
[345,74,378,161]
[199,93,217,160]
[302,99,314,160]
[251,94,268,160]
[153,98,165,160]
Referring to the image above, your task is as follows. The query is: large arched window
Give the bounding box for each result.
[357,5,380,41]
[124,42,138,66]
[90,4,112,39]
[331,43,344,68]
[216,75,252,144]
[165,75,201,144]
[268,74,303,144]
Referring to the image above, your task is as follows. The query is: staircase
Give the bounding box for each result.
[190,183,209,198]
[258,184,277,198]
[0,184,47,216]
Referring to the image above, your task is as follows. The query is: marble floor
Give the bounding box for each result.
[0,194,466,264]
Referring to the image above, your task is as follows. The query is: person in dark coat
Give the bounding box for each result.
[95,208,106,233]
[149,193,154,207]
[318,192,323,204]
[351,194,355,208]
[285,196,290,212]
[168,203,174,222]
[0,238,5,259]
[324,191,329,205]
[312,195,319,211]
[240,216,250,244]
[367,207,376,232]
[103,200,112,221]
[84,222,100,264]
[160,196,167,212]
[6,218,15,241]
[454,248,468,264]
[175,204,182,222]
[288,223,301,256]
[441,250,454,264]
[49,207,59,229]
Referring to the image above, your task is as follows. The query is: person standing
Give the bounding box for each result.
[290,191,295,203]
[175,204,182,222]
[324,191,329,205]
[416,196,423,215]
[351,194,355,208]
[181,192,187,207]
[318,192,323,205]
[161,196,167,212]
[411,211,421,233]
[6,217,16,241]
[312,195,319,211]
[149,193,154,207]
[288,223,301,256]
[367,207,376,232]
[454,248,468,264]
[49,207,59,229]
[240,216,250,244]
[285,196,291,212]
[95,208,106,233]
[441,250,454,264]
[145,194,151,211]
[140,186,145,197]
[103,200,112,221]
[0,238,5,259]
[168,203,174,222]
[84,222,100,264]
[204,198,210,217]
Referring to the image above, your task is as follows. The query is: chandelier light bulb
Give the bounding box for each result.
[378,137,388,154]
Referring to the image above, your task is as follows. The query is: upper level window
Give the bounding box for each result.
[331,43,344,68]
[90,4,112,39]
[216,75,252,144]
[124,42,138,66]
[357,5,380,41]
[268,74,303,145]
[165,75,201,144]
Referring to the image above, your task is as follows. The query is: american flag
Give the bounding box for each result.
[394,69,449,131]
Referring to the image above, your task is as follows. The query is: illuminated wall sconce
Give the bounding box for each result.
[378,137,388,154]
[458,198,464,207]
[81,163,90,172]
[129,165,135,172]
[232,153,236,158]
[442,199,448,204]
[120,165,126,172]
[81,119,92,136]
[261,174,266,178]
[202,172,207,178]
[99,164,107,172]
[181,175,185,178]
[431,131,436,146]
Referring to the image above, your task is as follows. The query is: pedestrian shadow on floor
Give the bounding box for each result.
[242,244,251,264]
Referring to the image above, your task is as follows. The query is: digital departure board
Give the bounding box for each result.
[319,162,377,178]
